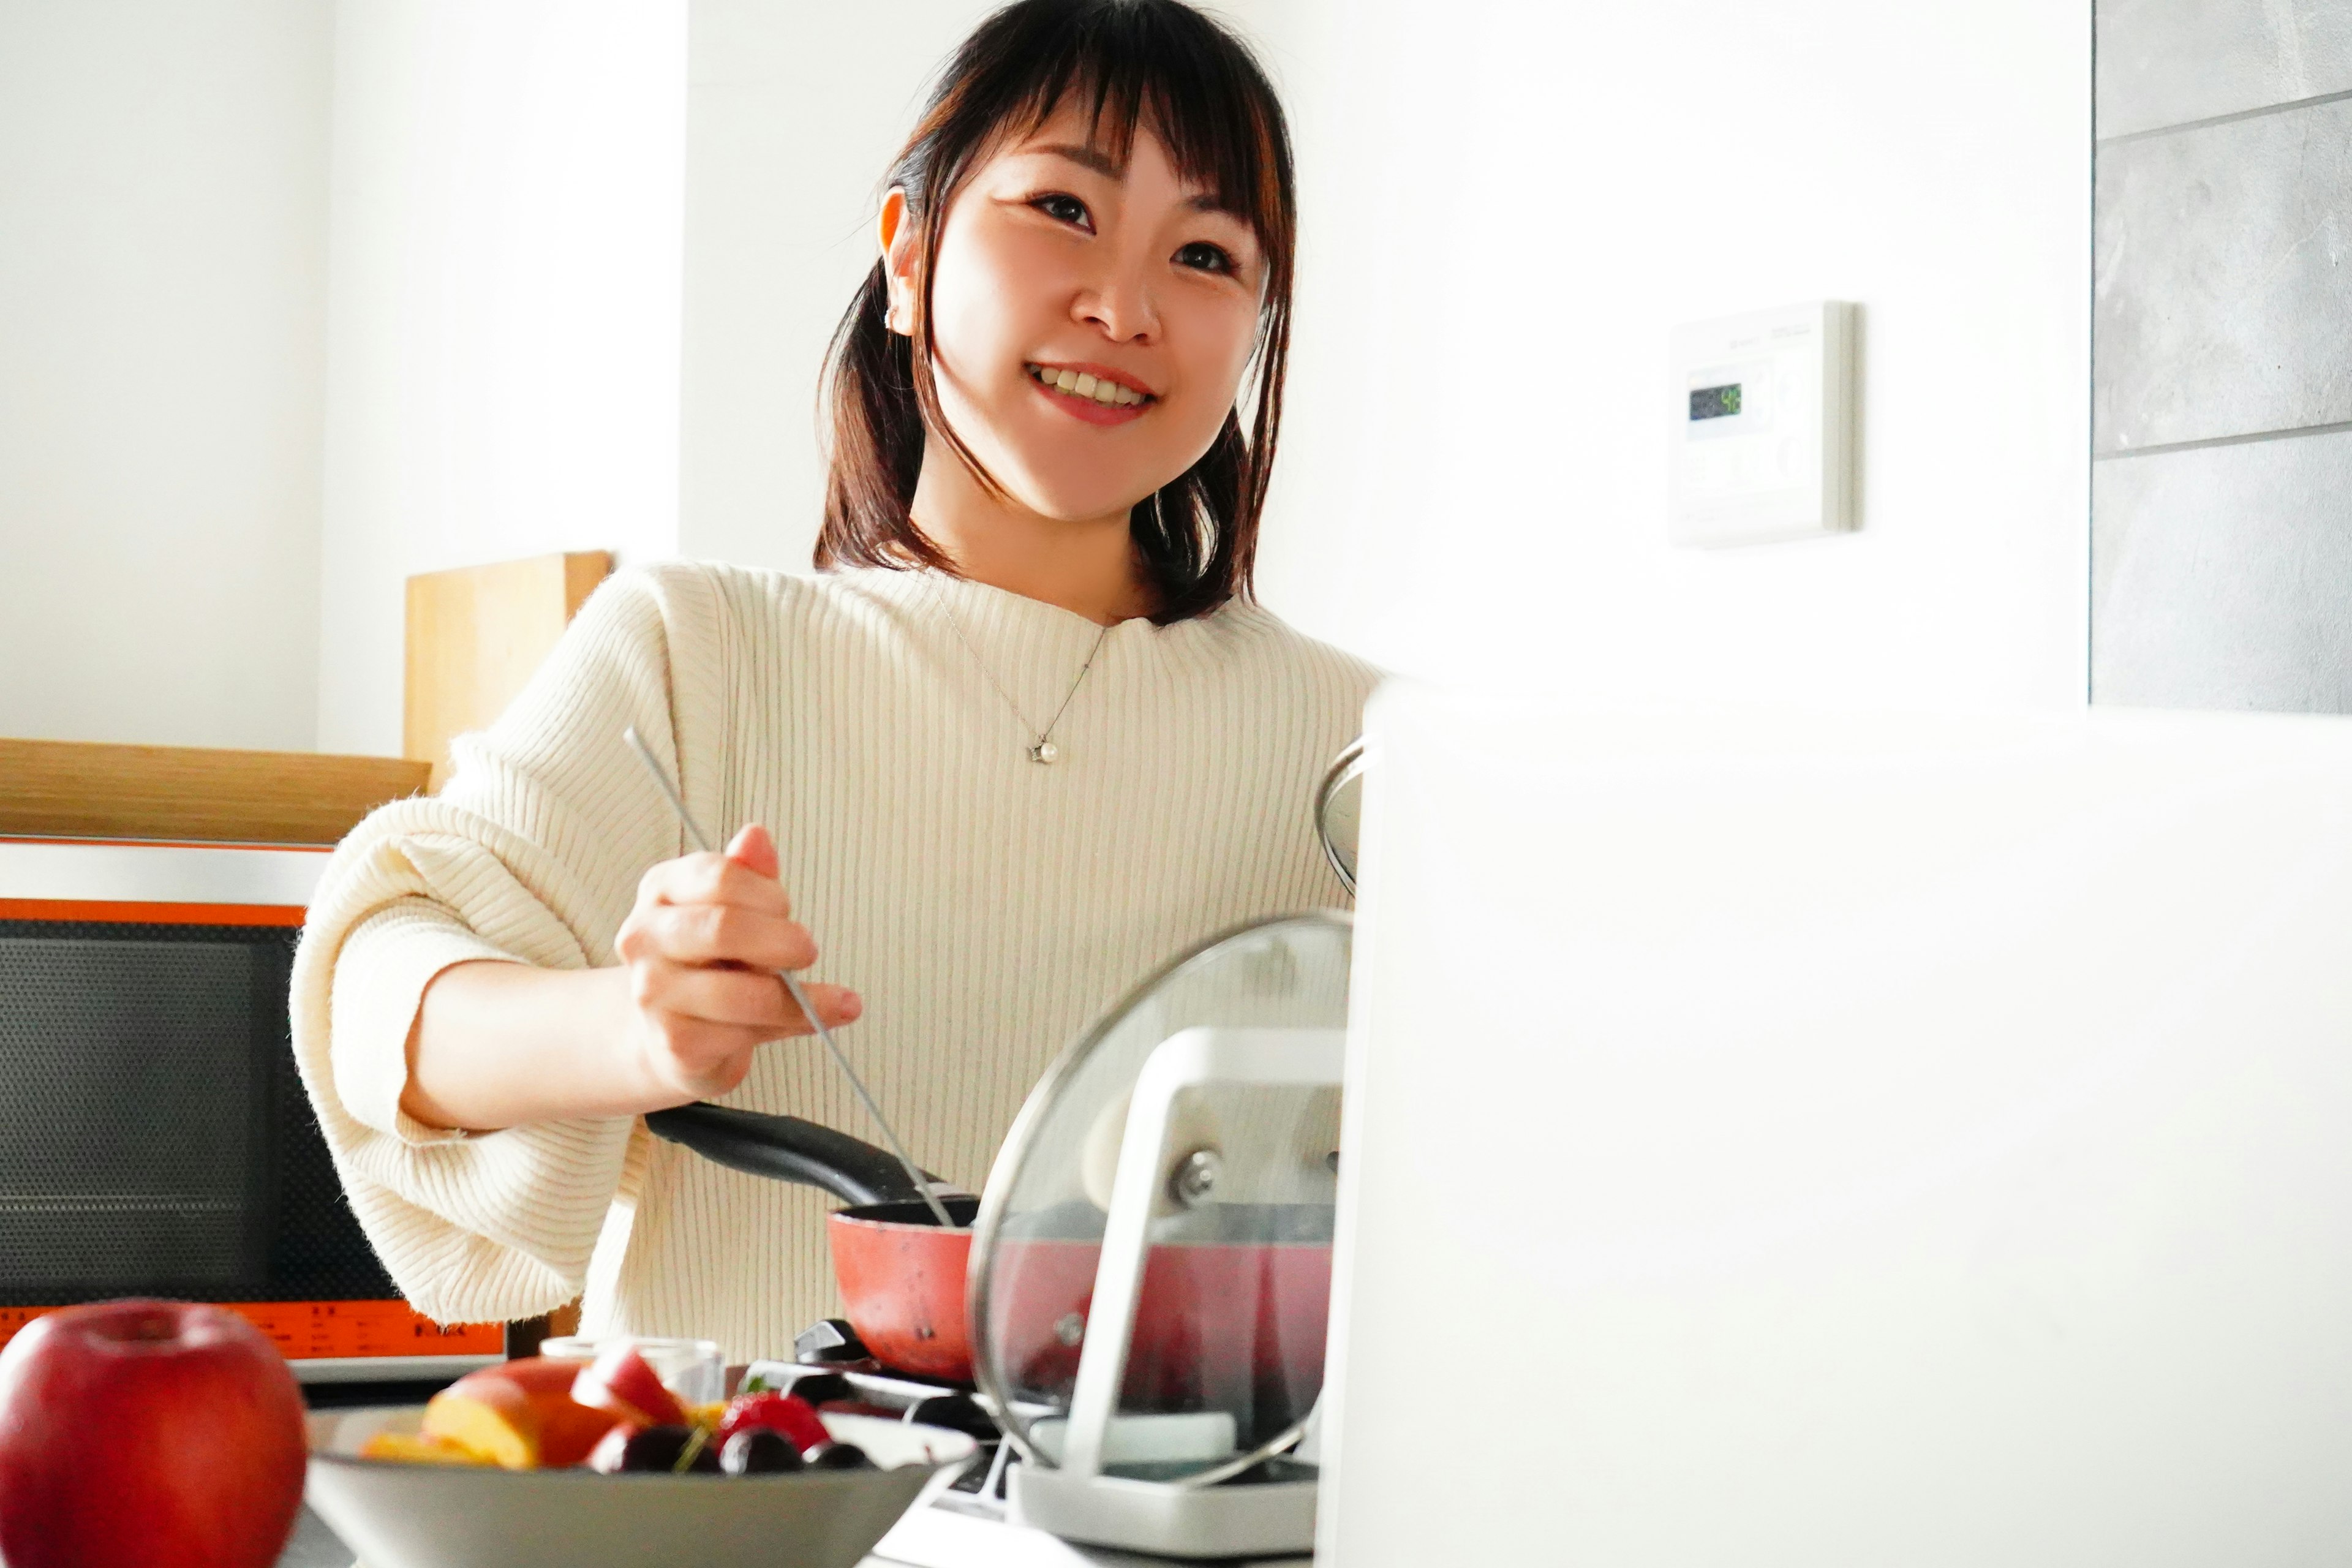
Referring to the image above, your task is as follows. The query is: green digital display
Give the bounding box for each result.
[1689,383,1743,421]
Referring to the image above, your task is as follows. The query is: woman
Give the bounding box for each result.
[292,0,1376,1358]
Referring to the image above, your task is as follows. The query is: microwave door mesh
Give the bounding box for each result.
[0,939,270,1294]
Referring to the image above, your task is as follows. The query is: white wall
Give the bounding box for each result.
[314,0,688,756]
[2,0,2088,756]
[674,0,2088,716]
[0,0,332,750]
[679,0,990,572]
[676,0,1304,574]
[1257,0,2092,712]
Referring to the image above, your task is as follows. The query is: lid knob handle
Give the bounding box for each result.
[1169,1147,1222,1208]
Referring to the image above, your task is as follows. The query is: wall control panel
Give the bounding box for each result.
[1668,300,1856,547]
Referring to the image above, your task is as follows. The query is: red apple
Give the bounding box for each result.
[0,1299,306,1568]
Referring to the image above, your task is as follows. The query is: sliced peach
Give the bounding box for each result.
[478,1358,625,1467]
[421,1377,537,1469]
[360,1431,498,1466]
[421,1357,624,1470]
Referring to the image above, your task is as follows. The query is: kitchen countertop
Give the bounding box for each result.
[278,1506,950,1568]
[278,1507,356,1568]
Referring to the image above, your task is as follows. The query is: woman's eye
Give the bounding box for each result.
[1175,241,1237,276]
[1033,193,1091,229]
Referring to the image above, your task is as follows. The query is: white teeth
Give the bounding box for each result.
[1029,364,1148,407]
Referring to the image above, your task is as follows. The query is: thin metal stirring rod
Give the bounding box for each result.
[622,726,958,1229]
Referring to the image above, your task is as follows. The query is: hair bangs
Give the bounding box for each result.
[1000,17,1294,288]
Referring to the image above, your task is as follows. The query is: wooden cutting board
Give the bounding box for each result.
[404,552,611,790]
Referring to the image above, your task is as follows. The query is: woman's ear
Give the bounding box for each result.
[878,187,916,337]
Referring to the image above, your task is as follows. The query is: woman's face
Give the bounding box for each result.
[888,102,1267,526]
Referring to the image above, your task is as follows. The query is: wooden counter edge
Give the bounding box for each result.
[0,738,431,846]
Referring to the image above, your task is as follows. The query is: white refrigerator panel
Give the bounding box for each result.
[1322,692,2352,1566]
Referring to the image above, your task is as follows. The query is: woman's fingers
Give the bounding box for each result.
[633,960,864,1036]
[624,900,818,971]
[635,960,790,1030]
[631,971,862,1098]
[629,973,863,1102]
[725,823,779,878]
[620,837,860,1101]
[636,850,792,919]
[788,981,863,1031]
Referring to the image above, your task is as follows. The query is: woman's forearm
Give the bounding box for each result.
[399,961,669,1134]
[393,827,861,1136]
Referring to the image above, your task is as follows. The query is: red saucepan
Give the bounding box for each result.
[644,1102,1332,1439]
[646,1103,979,1378]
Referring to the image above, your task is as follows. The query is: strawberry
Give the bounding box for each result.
[714,1391,829,1454]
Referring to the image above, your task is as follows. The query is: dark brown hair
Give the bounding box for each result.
[814,0,1296,624]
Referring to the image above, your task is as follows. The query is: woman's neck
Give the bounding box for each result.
[908,453,1154,627]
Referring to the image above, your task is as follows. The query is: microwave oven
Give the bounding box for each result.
[0,836,503,1383]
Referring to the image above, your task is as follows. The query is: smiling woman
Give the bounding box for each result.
[289,0,1376,1357]
[823,0,1295,625]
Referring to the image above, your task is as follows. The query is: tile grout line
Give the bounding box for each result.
[2094,418,2352,461]
[2097,83,2352,146]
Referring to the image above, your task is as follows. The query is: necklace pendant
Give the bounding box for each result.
[1029,739,1060,766]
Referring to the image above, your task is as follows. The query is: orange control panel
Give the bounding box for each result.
[0,1301,502,1359]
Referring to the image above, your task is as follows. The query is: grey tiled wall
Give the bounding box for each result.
[2092,1,2352,712]
[2098,0,2352,138]
[2094,429,2352,710]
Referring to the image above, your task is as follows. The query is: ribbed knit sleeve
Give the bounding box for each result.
[287,566,719,1326]
[294,560,1379,1353]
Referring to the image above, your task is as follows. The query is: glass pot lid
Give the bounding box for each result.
[967,912,1351,1483]
[1316,737,1366,895]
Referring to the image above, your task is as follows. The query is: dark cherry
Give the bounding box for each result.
[618,1425,720,1474]
[801,1441,875,1471]
[720,1429,804,1476]
[784,1372,851,1405]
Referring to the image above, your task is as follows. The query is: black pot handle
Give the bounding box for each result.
[643,1103,925,1208]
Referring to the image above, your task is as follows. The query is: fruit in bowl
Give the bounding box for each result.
[0,1299,307,1568]
[382,1355,626,1469]
[715,1389,829,1453]
[363,1346,850,1478]
[567,1340,689,1428]
[307,1404,980,1568]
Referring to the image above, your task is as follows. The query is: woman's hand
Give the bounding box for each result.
[612,823,862,1104]
[397,823,861,1134]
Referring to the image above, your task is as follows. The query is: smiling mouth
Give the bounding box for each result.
[1026,363,1153,409]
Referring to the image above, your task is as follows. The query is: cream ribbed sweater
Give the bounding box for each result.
[288,562,1376,1360]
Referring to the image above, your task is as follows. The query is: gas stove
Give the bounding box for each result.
[747,1336,1313,1568]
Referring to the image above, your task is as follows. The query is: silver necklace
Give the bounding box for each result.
[934,585,1112,765]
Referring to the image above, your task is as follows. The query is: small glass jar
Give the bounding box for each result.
[538,1335,725,1406]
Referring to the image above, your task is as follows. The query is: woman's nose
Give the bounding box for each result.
[1076,257,1159,343]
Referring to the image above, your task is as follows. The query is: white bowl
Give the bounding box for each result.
[305,1406,978,1568]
